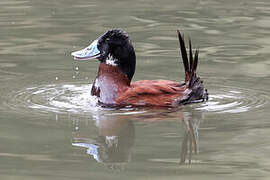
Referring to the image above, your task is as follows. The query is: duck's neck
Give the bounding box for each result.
[117,52,136,81]
[103,42,136,81]
[91,63,130,104]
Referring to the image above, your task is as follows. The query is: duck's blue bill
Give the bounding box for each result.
[71,40,100,60]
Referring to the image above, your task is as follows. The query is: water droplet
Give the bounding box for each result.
[55,77,58,80]
[72,75,75,79]
[75,66,79,71]
[85,76,89,80]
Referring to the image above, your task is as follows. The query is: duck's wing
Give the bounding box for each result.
[115,80,188,107]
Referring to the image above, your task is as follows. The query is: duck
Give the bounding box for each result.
[71,29,208,107]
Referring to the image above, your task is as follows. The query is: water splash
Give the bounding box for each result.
[4,83,99,114]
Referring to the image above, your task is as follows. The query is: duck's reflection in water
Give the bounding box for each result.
[72,108,202,168]
[72,118,135,169]
[180,109,201,164]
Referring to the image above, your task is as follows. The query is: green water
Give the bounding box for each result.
[1,0,270,179]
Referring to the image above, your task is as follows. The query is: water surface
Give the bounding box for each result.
[1,0,270,179]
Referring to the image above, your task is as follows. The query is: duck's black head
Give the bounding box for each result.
[71,29,136,81]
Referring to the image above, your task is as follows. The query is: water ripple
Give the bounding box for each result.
[197,85,269,114]
[2,82,269,115]
[3,83,99,114]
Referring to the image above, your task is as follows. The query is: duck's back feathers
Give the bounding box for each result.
[116,80,188,107]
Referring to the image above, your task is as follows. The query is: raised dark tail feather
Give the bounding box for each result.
[177,30,208,104]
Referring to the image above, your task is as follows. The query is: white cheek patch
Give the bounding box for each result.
[105,54,118,66]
